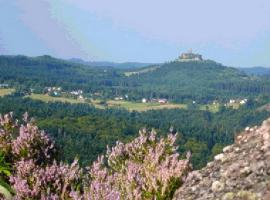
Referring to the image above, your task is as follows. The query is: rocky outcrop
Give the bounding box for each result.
[174,118,270,200]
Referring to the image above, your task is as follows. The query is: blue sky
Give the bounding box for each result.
[0,0,270,67]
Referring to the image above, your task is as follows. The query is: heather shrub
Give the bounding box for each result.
[0,113,191,199]
[0,113,75,199]
[0,113,16,156]
[0,112,56,165]
[10,159,83,199]
[0,113,17,199]
[80,129,191,200]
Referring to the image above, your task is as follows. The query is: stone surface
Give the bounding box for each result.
[173,118,270,200]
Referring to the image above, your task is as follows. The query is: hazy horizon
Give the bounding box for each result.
[1,0,270,67]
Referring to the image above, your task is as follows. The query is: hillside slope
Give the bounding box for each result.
[1,55,270,102]
[173,118,270,200]
[124,60,270,102]
[0,55,121,91]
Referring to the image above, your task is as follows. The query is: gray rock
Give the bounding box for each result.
[211,181,225,192]
[173,118,270,200]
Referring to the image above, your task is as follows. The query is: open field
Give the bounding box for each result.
[26,94,85,104]
[27,94,244,112]
[227,102,241,109]
[0,88,15,97]
[27,94,187,111]
[106,100,187,111]
[200,103,220,113]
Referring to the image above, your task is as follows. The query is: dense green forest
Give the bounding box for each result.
[0,94,269,168]
[123,61,270,102]
[0,55,122,95]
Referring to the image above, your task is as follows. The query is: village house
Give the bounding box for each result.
[114,96,124,101]
[93,92,102,96]
[212,100,218,105]
[70,90,83,96]
[45,87,62,93]
[240,99,248,104]
[150,98,168,104]
[229,99,236,104]
[0,84,9,88]
[142,98,148,103]
[158,98,168,104]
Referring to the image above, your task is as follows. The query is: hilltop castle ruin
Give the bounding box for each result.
[178,49,203,61]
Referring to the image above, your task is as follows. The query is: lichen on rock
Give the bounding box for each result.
[173,118,270,200]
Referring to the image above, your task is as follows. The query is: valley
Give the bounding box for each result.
[0,54,269,170]
[1,2,270,198]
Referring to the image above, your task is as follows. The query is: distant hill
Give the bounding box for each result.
[0,55,121,92]
[238,66,270,76]
[123,60,270,102]
[1,55,270,102]
[69,58,156,69]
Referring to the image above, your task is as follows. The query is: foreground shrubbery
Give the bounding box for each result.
[0,113,190,200]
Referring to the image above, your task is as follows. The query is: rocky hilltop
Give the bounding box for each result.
[174,118,270,200]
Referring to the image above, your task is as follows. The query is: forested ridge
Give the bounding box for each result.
[1,55,270,102]
[123,60,270,102]
[0,55,122,94]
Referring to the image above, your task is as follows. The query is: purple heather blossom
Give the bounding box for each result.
[0,113,191,199]
[83,129,191,200]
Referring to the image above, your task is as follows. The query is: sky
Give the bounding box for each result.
[0,0,270,67]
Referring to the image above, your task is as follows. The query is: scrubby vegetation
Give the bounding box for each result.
[0,113,190,199]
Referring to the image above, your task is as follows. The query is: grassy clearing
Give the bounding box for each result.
[28,94,243,112]
[106,100,187,111]
[27,94,85,104]
[0,88,15,97]
[200,103,220,113]
[227,103,241,109]
[27,94,187,111]
[200,102,242,112]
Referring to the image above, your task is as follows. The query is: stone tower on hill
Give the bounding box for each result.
[173,118,270,200]
[178,49,203,61]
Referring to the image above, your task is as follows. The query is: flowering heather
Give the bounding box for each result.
[10,159,83,199]
[0,112,55,164]
[81,129,191,200]
[0,112,16,156]
[0,113,191,199]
